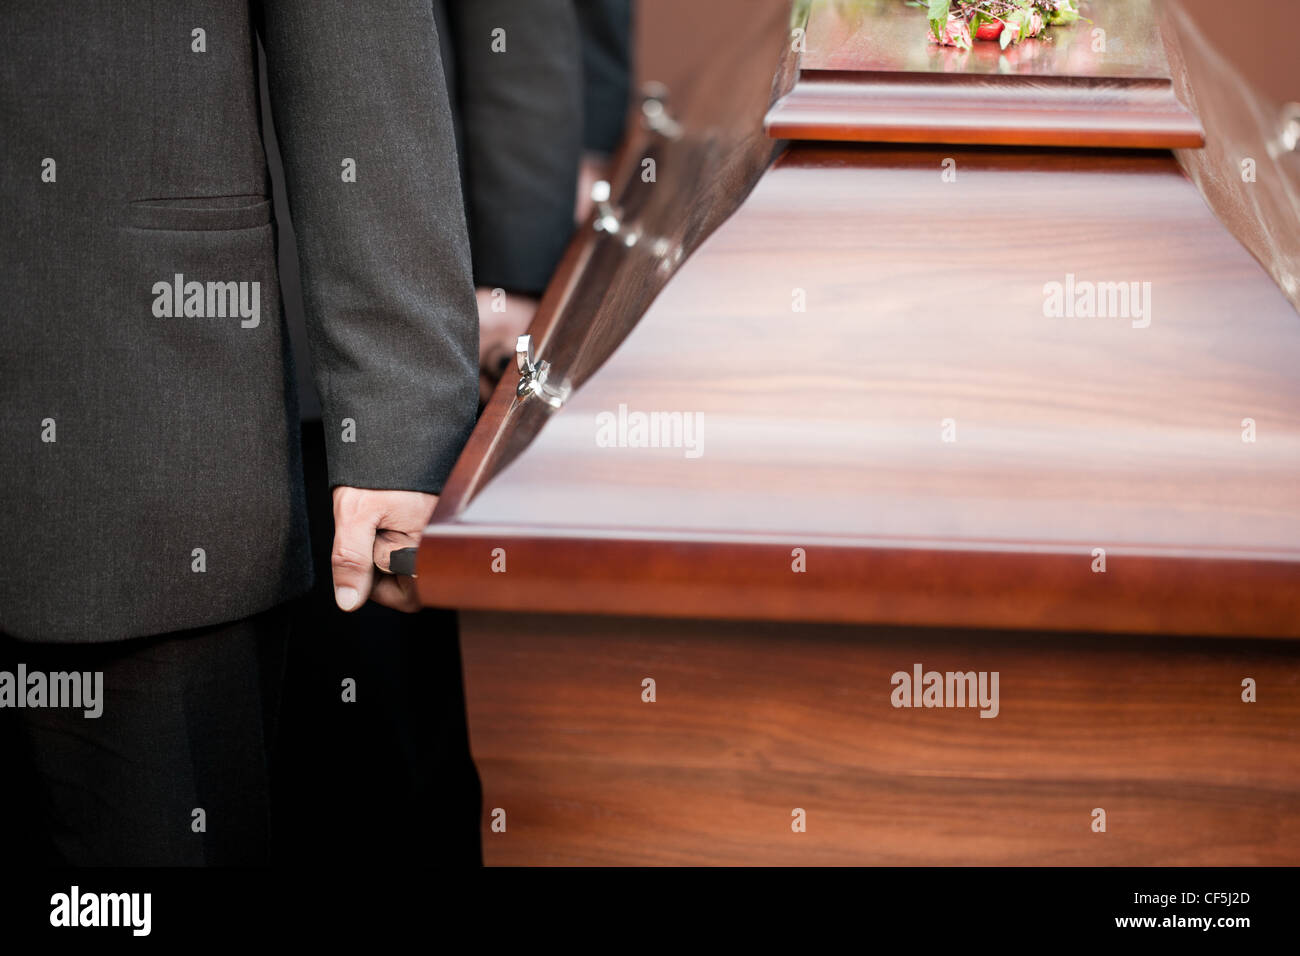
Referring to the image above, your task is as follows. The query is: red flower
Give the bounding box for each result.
[1004,8,1046,42]
[929,15,972,49]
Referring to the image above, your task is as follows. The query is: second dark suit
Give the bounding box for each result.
[435,0,583,296]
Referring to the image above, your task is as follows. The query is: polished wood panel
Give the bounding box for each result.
[432,0,795,515]
[422,0,1300,866]
[419,533,1300,638]
[1180,0,1300,105]
[766,0,1204,147]
[766,71,1205,147]
[464,612,1300,865]
[802,0,1168,77]
[422,146,1300,638]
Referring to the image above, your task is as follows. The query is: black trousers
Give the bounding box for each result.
[1,422,483,869]
[0,607,288,866]
[274,419,483,867]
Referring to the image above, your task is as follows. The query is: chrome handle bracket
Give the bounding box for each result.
[591,179,622,234]
[515,334,569,409]
[1279,102,1300,153]
[641,81,684,140]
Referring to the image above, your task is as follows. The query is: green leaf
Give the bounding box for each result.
[1000,25,1014,49]
[927,0,950,41]
[1050,0,1081,25]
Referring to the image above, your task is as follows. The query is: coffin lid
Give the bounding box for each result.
[766,0,1205,148]
[418,0,1300,639]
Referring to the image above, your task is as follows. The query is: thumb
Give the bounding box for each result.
[331,490,380,612]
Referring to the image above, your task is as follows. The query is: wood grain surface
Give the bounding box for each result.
[766,0,1204,147]
[422,146,1300,638]
[418,0,1300,866]
[429,0,795,521]
[463,611,1300,865]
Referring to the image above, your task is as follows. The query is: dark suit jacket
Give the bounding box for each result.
[0,1,478,642]
[576,0,634,156]
[434,0,583,297]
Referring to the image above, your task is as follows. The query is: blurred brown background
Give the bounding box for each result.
[637,1,1298,108]
[1180,0,1299,106]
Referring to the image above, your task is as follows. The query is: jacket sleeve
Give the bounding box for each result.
[256,0,478,495]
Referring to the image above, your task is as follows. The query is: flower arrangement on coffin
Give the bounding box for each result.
[923,0,1082,50]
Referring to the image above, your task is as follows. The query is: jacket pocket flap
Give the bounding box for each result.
[127,196,272,231]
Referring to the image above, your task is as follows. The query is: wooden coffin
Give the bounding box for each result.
[418,0,1300,865]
